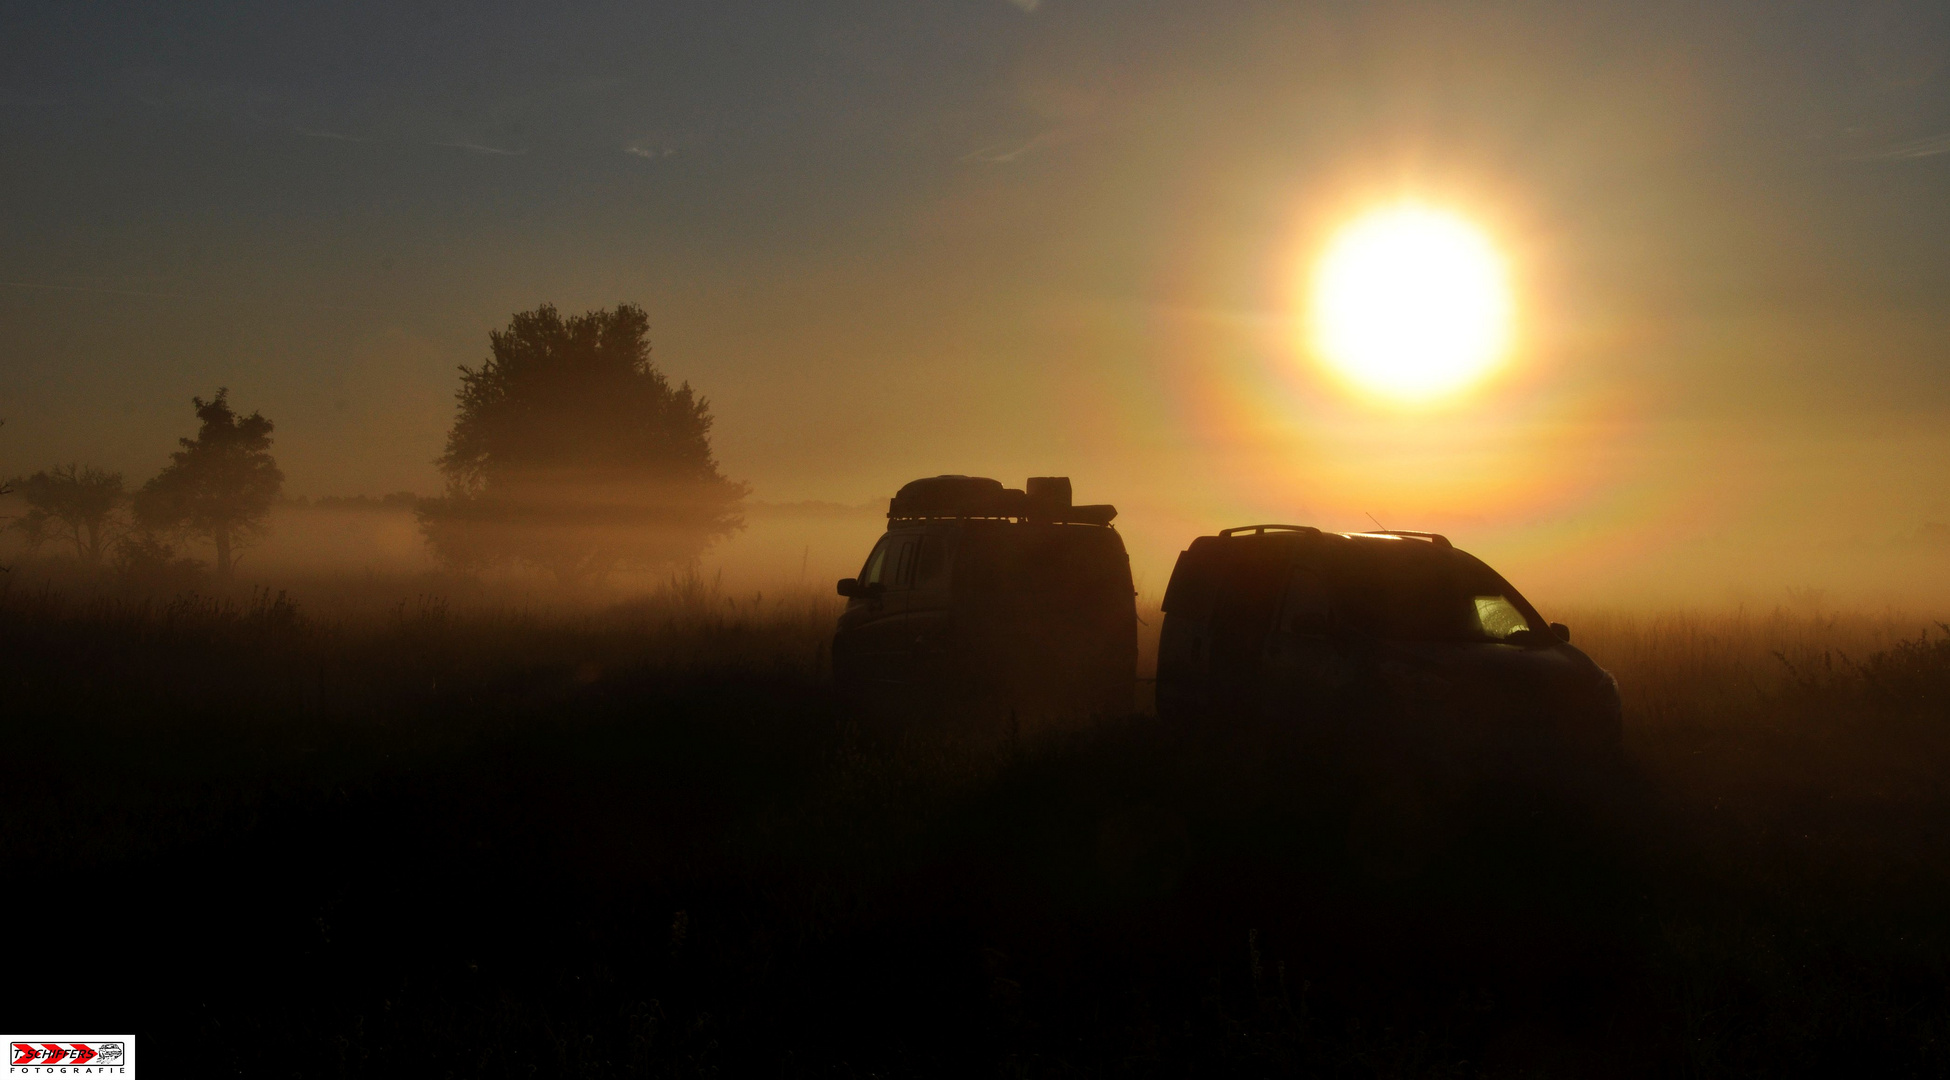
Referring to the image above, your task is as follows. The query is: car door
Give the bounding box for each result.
[841,529,925,684]
[903,528,959,684]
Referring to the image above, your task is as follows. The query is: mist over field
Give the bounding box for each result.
[9,491,1944,616]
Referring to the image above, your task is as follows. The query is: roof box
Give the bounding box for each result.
[888,475,1116,526]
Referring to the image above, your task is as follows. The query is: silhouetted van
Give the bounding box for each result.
[1157,525,1621,747]
[834,476,1136,715]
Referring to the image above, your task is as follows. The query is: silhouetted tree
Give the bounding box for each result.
[134,389,284,577]
[418,303,745,582]
[8,464,126,562]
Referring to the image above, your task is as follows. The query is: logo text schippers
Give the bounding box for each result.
[8,1039,132,1075]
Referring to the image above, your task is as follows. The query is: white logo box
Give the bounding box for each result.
[6,1036,135,1075]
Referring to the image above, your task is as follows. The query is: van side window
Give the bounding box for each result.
[865,535,922,590]
[914,535,945,586]
[889,537,920,590]
[860,538,892,585]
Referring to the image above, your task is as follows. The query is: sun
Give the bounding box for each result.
[1307,205,1513,405]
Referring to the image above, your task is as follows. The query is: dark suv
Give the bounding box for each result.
[1157,525,1620,746]
[834,476,1136,715]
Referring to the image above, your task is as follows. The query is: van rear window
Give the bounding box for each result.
[954,526,1130,600]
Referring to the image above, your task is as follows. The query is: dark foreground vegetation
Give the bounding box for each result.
[4,579,1949,1077]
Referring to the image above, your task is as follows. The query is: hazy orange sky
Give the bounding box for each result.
[4,1,1948,602]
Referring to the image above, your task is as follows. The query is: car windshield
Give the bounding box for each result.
[1319,541,1541,643]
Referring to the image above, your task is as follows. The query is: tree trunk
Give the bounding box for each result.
[214,524,232,577]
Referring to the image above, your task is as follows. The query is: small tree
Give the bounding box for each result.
[8,464,127,562]
[135,389,284,577]
[418,303,746,583]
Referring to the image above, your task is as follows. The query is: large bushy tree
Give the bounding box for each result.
[134,389,284,577]
[8,463,126,562]
[418,303,746,582]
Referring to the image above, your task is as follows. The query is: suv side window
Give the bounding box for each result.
[1208,541,1291,674]
[1280,565,1330,635]
[1161,544,1220,620]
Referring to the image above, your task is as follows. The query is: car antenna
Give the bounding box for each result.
[1365,511,1387,531]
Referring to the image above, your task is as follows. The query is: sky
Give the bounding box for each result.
[3,0,1948,603]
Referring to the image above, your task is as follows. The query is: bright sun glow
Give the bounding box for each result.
[1309,205,1513,405]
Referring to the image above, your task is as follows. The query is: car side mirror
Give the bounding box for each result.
[837,578,883,599]
[1550,622,1570,643]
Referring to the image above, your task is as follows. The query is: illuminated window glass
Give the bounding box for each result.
[1472,595,1530,640]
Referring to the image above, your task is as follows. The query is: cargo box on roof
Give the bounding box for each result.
[885,474,1118,527]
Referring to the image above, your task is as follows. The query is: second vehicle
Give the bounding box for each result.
[1156,524,1621,747]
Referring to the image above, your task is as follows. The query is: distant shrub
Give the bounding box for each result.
[112,530,206,592]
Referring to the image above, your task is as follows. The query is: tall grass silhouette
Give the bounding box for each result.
[3,574,1947,1076]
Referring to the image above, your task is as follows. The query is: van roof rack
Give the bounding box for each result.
[1218,524,1321,538]
[1347,530,1452,549]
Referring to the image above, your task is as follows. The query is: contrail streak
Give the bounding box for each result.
[0,280,383,312]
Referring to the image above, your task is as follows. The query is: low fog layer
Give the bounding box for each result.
[8,493,1938,617]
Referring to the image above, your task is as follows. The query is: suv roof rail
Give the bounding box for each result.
[1348,530,1452,549]
[1218,524,1322,538]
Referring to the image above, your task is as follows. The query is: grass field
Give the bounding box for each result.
[3,567,1948,1077]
